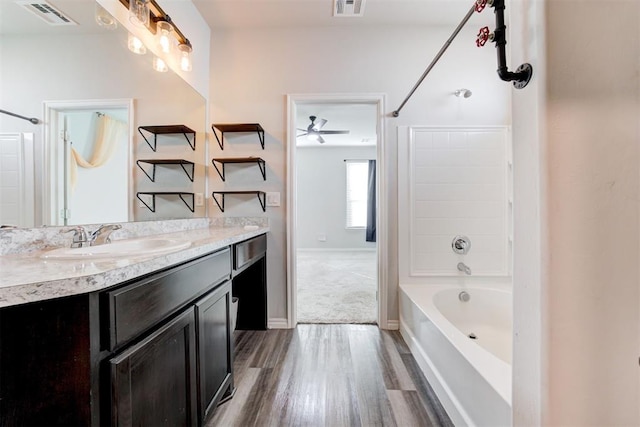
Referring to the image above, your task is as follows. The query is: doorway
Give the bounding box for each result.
[286,94,388,328]
[43,99,133,226]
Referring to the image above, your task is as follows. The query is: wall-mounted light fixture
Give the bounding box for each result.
[118,0,193,72]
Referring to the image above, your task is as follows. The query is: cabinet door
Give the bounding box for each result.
[195,280,234,423]
[110,308,198,427]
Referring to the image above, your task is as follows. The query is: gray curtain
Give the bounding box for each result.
[366,160,376,242]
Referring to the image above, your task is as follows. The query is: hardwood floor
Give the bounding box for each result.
[207,325,452,427]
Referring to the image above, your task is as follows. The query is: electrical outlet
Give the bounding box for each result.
[266,192,280,207]
[317,234,327,242]
[195,193,204,206]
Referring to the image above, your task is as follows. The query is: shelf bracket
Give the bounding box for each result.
[256,191,266,211]
[136,193,156,212]
[138,128,158,152]
[212,192,225,212]
[211,159,226,181]
[136,160,156,182]
[212,127,225,150]
[257,159,266,181]
[257,129,265,150]
[178,193,195,212]
[179,162,195,182]
[182,132,196,151]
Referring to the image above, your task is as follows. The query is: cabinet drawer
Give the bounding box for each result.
[104,248,231,350]
[234,234,266,271]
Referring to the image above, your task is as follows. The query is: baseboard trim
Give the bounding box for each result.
[296,248,376,252]
[386,320,399,330]
[268,318,290,329]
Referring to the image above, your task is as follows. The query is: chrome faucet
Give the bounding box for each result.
[457,262,472,275]
[89,224,122,246]
[67,226,89,248]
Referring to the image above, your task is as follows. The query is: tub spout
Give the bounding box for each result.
[457,262,472,275]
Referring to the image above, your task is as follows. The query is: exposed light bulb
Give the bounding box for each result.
[153,56,168,72]
[307,133,319,141]
[127,33,147,55]
[129,0,149,28]
[157,21,173,54]
[178,43,192,71]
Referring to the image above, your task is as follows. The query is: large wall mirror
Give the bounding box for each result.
[0,0,207,228]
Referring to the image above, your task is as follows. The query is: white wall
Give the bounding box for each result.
[512,0,640,424]
[296,145,376,249]
[209,25,510,323]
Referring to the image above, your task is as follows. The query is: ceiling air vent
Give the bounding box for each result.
[333,0,366,17]
[14,1,78,26]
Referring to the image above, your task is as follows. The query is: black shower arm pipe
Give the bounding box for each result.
[492,0,531,85]
[0,109,40,124]
[392,3,477,118]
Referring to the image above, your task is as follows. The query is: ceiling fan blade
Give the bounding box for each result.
[318,130,350,135]
[296,132,308,138]
[317,135,326,144]
[312,118,327,131]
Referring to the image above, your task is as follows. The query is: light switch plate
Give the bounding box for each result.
[266,192,280,207]
[195,193,204,206]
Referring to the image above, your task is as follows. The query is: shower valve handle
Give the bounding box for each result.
[476,26,493,47]
[475,0,491,13]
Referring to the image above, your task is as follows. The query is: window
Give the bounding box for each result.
[345,160,368,228]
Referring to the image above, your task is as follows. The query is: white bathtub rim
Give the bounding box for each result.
[400,283,513,406]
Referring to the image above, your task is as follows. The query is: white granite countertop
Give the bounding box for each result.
[0,225,269,308]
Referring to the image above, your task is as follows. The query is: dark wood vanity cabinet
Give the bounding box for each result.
[110,308,199,427]
[0,245,239,427]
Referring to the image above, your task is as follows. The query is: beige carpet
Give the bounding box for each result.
[296,250,377,324]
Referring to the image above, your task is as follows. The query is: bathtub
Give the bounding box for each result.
[399,283,512,426]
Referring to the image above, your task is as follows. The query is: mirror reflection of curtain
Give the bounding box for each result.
[366,159,376,242]
[70,114,126,188]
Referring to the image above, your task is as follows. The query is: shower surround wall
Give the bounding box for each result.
[398,126,511,279]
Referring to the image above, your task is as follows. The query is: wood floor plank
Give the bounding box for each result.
[378,330,417,391]
[400,354,454,427]
[207,367,262,427]
[387,389,434,427]
[208,325,452,427]
[348,325,398,427]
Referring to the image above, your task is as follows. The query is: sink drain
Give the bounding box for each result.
[468,333,477,340]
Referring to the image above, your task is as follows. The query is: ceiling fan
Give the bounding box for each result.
[297,115,350,144]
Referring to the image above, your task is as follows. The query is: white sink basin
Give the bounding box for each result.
[41,238,192,260]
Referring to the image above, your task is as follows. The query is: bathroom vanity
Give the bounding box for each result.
[0,224,268,426]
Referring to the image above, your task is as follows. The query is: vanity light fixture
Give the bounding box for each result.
[153,56,168,72]
[127,33,147,54]
[118,0,194,72]
[178,42,192,71]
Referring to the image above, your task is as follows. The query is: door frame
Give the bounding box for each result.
[42,99,134,225]
[286,93,389,329]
